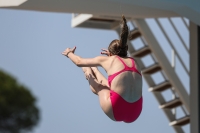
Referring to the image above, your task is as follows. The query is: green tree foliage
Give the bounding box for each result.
[0,70,40,133]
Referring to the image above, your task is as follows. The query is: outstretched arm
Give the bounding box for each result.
[62,46,109,67]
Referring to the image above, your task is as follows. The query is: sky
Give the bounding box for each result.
[0,9,189,133]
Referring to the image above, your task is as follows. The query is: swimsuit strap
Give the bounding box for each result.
[108,56,142,86]
[128,57,141,75]
[116,56,127,68]
[116,56,135,69]
[116,56,141,75]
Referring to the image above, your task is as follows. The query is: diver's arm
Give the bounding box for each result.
[62,46,109,67]
[68,52,108,67]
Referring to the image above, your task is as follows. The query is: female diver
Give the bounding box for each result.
[62,15,143,123]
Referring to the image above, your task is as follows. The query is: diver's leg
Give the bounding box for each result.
[82,67,97,95]
[82,67,115,121]
[96,86,116,121]
[91,67,109,87]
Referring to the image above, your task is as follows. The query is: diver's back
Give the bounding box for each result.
[108,56,142,103]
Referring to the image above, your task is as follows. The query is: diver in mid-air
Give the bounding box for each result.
[62,15,143,123]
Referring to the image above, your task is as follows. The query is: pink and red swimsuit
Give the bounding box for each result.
[108,56,143,123]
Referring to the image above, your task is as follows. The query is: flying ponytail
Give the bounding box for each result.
[108,15,129,57]
[119,15,129,48]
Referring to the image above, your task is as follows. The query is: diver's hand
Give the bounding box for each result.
[101,49,110,56]
[62,46,76,57]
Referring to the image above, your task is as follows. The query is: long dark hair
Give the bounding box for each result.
[108,15,129,57]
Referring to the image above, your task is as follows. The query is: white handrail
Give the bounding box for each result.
[168,18,189,53]
[155,19,189,76]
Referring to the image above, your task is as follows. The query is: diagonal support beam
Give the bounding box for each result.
[134,19,190,113]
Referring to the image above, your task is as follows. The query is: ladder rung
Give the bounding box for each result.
[129,29,141,40]
[169,116,190,126]
[142,64,161,74]
[149,81,171,92]
[159,98,182,109]
[131,46,151,58]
